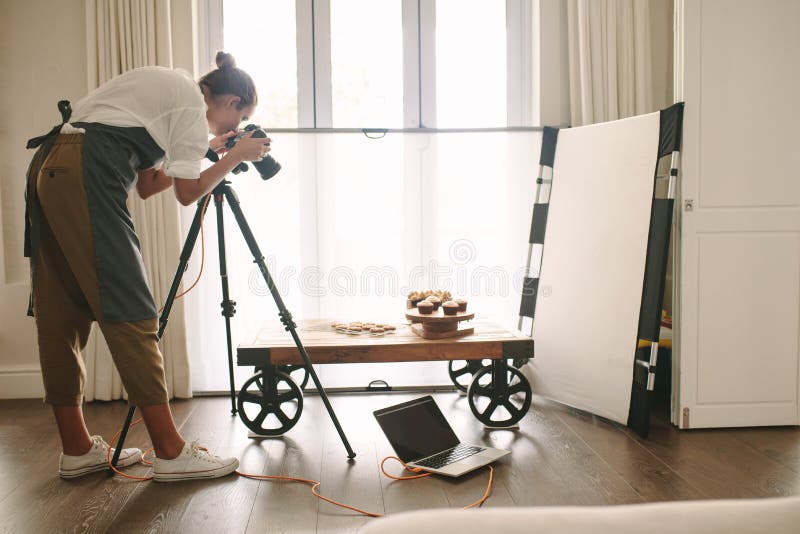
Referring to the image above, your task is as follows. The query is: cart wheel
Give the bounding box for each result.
[278,364,310,390]
[448,360,491,392]
[467,365,532,427]
[237,370,303,436]
[448,358,527,392]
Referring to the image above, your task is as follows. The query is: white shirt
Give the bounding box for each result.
[68,66,209,179]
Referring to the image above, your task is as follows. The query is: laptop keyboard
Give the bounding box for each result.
[415,444,484,470]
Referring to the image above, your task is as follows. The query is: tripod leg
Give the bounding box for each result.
[109,406,136,471]
[223,186,356,459]
[110,195,210,471]
[214,193,239,415]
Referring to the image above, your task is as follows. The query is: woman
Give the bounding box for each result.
[24,51,268,481]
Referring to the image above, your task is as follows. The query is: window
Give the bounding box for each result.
[214,0,531,129]
[330,0,404,127]
[435,0,507,127]
[222,0,298,128]
[188,1,536,393]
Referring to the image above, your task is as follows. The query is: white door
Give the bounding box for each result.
[676,0,800,428]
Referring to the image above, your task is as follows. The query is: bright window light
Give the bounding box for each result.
[435,0,507,128]
[330,0,404,127]
[223,0,298,128]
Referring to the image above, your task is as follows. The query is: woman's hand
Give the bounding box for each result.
[209,129,240,155]
[227,130,272,163]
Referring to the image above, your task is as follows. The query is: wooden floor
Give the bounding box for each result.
[1,392,799,533]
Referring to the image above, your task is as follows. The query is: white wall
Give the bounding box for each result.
[0,0,88,398]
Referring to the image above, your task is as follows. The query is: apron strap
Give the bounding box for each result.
[24,100,72,316]
[25,100,72,149]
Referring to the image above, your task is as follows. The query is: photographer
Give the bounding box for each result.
[24,51,267,481]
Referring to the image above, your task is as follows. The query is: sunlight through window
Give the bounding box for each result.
[330,0,403,127]
[435,0,507,127]
[223,0,298,128]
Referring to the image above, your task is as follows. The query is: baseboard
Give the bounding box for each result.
[0,365,44,399]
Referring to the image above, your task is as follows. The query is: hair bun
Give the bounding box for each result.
[215,51,236,69]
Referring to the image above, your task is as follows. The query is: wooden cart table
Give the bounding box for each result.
[236,319,534,436]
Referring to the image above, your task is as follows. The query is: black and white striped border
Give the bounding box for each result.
[518,127,559,335]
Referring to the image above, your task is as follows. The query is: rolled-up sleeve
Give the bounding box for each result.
[163,106,208,179]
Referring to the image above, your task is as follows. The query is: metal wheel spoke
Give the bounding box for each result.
[239,390,263,405]
[502,400,522,417]
[277,391,297,404]
[453,366,473,378]
[253,407,269,428]
[471,383,493,398]
[508,381,528,396]
[275,408,291,426]
[483,400,499,418]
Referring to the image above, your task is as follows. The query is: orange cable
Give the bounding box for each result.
[106,417,153,481]
[106,426,493,515]
[157,195,211,315]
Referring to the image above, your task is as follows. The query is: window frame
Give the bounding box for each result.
[201,0,536,130]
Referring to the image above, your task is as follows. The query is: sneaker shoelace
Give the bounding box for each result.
[91,435,109,451]
[189,440,220,463]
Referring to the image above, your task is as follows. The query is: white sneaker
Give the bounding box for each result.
[59,435,142,479]
[152,439,239,482]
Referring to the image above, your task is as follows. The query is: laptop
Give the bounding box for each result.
[373,395,510,477]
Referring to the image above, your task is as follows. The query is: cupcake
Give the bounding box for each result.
[454,299,468,312]
[425,296,442,310]
[417,301,434,314]
[442,301,459,316]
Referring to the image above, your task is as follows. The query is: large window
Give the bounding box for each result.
[188,1,537,393]
[216,0,532,129]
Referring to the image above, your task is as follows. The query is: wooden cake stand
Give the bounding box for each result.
[405,308,475,340]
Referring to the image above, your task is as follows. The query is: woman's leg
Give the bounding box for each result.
[51,405,93,456]
[33,180,97,455]
[100,318,187,459]
[138,403,185,459]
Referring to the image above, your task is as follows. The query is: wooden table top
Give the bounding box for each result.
[237,318,533,366]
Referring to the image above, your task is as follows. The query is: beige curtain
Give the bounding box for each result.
[82,0,192,401]
[567,0,654,126]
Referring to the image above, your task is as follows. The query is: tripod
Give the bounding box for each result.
[110,180,356,469]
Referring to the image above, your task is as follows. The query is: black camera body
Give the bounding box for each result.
[225,124,281,180]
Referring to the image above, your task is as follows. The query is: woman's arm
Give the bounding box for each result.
[136,168,173,200]
[171,152,246,206]
[136,130,241,202]
[171,131,270,206]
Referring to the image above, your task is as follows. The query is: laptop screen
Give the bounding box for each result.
[373,396,460,462]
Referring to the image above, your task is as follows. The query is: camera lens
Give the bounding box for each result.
[248,128,281,180]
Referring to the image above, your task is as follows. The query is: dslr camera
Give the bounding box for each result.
[225,124,281,180]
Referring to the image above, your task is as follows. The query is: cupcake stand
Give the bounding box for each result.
[405,308,475,339]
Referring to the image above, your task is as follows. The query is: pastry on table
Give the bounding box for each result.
[417,301,434,314]
[442,301,459,316]
[455,298,468,312]
[425,296,442,310]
